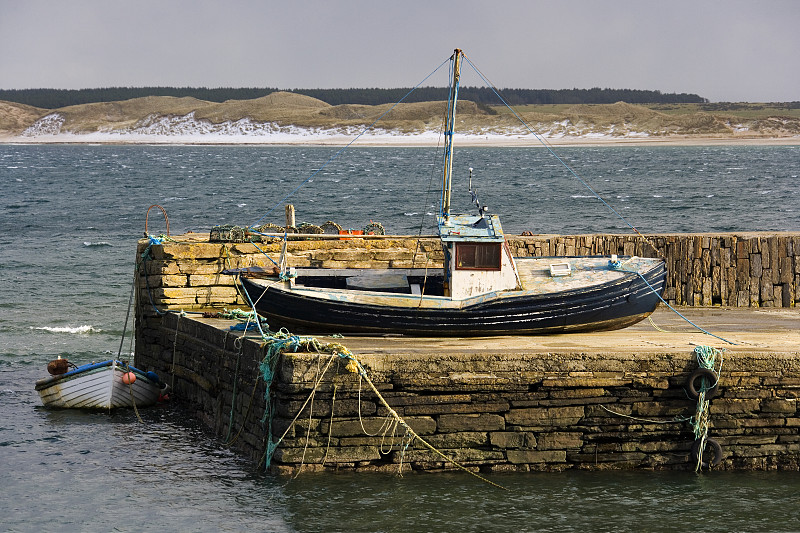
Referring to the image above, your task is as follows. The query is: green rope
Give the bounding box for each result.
[224,337,243,443]
[689,346,724,471]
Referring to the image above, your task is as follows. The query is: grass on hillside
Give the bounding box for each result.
[493,102,800,119]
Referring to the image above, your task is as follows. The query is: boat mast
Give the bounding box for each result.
[441,48,462,223]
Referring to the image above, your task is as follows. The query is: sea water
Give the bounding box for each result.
[1,144,799,532]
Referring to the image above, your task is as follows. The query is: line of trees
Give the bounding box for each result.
[0,86,707,110]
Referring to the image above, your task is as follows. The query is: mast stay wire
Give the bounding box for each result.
[461,54,660,254]
[250,56,452,229]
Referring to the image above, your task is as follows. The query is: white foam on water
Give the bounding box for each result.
[31,325,101,334]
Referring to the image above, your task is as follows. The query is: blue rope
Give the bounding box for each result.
[613,264,737,345]
[249,240,281,268]
[250,56,452,228]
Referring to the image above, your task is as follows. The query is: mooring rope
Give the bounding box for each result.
[337,351,508,490]
[609,261,737,345]
[121,361,144,424]
[599,404,691,425]
[224,336,243,443]
[239,310,507,489]
[690,345,724,472]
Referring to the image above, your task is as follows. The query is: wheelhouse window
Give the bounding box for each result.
[455,243,502,270]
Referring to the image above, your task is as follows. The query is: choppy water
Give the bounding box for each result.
[1,144,799,532]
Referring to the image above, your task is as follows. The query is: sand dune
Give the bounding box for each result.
[1,92,798,145]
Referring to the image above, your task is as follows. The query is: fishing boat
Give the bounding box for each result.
[237,49,666,336]
[35,357,168,409]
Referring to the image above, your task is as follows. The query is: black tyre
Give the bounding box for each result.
[687,368,719,400]
[690,437,723,468]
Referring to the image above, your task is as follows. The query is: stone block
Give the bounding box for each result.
[750,254,762,278]
[424,431,489,449]
[332,249,371,261]
[188,273,235,287]
[382,393,471,407]
[548,388,607,399]
[506,450,566,464]
[536,432,583,450]
[632,401,686,417]
[437,413,505,432]
[275,399,377,418]
[725,435,778,446]
[490,431,537,449]
[402,447,505,465]
[273,445,381,464]
[713,398,761,414]
[701,278,713,305]
[370,248,414,261]
[161,274,189,287]
[543,377,629,388]
[780,257,794,284]
[158,243,227,260]
[760,399,797,414]
[736,258,750,285]
[324,417,386,437]
[736,290,749,307]
[178,260,227,275]
[403,401,509,416]
[506,406,584,426]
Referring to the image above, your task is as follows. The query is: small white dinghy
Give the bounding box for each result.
[35,357,168,409]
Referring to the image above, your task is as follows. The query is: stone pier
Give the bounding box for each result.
[133,232,800,473]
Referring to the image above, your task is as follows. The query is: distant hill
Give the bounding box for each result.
[1,91,798,142]
[0,86,707,109]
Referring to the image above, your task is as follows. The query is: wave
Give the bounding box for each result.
[30,325,101,335]
[83,241,112,247]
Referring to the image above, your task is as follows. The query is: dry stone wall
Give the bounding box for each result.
[135,232,799,315]
[135,313,800,473]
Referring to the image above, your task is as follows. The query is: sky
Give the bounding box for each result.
[1,0,798,102]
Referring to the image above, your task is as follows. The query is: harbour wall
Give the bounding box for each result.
[132,231,800,473]
[136,313,800,473]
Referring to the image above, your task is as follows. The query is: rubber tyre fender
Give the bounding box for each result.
[687,368,719,400]
[690,437,723,468]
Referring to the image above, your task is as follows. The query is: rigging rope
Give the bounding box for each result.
[250,56,452,228]
[460,54,661,256]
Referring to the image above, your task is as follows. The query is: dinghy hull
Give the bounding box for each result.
[35,360,166,409]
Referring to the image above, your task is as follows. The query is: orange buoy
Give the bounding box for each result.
[121,372,136,385]
[47,358,70,375]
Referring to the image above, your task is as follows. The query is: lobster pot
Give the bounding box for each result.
[210,225,247,243]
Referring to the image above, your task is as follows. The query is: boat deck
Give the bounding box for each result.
[514,256,656,294]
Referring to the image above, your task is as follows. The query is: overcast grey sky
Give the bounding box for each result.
[1,0,798,102]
